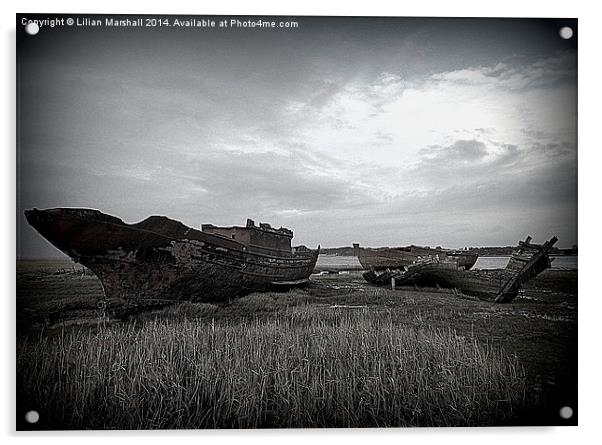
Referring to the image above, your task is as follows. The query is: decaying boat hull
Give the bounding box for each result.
[80,245,317,303]
[353,243,446,271]
[25,208,318,303]
[447,252,479,270]
[382,265,511,299]
[362,236,557,303]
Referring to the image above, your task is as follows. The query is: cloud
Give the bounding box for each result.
[420,139,489,164]
[18,28,577,257]
[429,52,576,91]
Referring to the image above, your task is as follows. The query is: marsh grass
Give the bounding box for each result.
[17,306,526,429]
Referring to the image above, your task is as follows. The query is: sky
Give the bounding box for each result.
[17,16,577,258]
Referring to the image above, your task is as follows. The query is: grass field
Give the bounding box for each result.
[16,260,577,429]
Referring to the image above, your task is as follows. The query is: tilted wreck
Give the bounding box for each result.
[353,243,478,271]
[25,208,319,304]
[361,236,558,303]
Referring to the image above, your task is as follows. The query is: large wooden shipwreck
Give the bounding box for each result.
[361,236,558,303]
[25,208,319,303]
[353,243,478,271]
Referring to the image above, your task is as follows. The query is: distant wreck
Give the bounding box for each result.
[361,236,558,303]
[25,208,319,304]
[353,243,478,271]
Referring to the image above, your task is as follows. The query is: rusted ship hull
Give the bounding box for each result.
[25,208,319,303]
[362,236,557,303]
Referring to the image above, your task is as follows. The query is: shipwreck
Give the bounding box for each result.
[361,236,558,303]
[353,243,478,271]
[25,208,319,304]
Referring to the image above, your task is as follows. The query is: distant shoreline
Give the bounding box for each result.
[17,252,579,262]
[317,252,578,257]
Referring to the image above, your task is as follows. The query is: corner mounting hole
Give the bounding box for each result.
[25,22,39,35]
[559,406,573,419]
[559,26,573,40]
[25,410,39,423]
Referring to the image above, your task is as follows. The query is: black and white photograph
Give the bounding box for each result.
[15,12,577,430]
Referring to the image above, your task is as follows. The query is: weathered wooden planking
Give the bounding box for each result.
[25,208,319,303]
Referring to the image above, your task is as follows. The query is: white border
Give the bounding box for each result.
[3,0,600,443]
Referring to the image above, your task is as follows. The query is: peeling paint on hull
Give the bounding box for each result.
[25,208,319,303]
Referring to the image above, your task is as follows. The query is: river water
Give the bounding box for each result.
[316,255,577,271]
[473,255,577,270]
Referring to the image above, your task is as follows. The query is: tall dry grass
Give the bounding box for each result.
[17,307,526,428]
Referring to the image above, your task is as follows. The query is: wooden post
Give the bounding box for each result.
[391,277,396,290]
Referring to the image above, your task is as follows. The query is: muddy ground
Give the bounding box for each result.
[16,260,577,426]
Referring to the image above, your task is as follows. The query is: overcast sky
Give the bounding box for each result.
[17,16,577,258]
